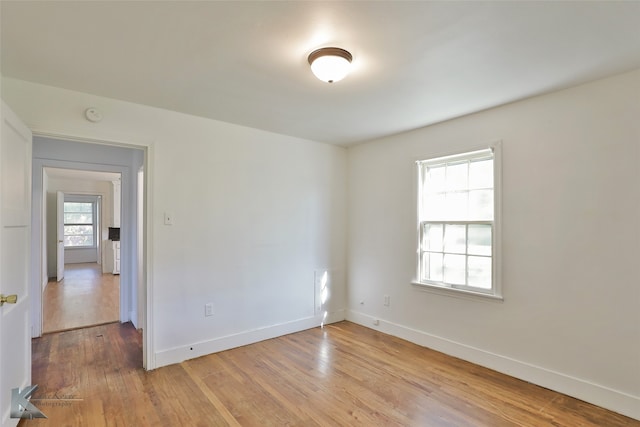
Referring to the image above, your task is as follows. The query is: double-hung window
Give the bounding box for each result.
[416,145,501,298]
[64,199,97,248]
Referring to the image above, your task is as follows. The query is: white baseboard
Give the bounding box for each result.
[346,310,639,421]
[154,309,346,369]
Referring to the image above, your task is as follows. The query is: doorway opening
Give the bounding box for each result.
[31,135,149,368]
[42,169,122,333]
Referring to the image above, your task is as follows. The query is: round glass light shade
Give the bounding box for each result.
[308,47,352,83]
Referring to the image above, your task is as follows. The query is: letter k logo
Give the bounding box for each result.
[11,385,47,419]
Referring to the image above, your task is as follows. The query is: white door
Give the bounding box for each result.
[56,191,64,281]
[1,101,33,426]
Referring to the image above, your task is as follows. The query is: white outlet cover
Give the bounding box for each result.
[205,303,214,317]
[164,212,174,225]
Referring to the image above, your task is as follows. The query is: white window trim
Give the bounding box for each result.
[64,195,99,249]
[412,142,503,301]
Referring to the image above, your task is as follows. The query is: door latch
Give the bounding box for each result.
[0,294,18,306]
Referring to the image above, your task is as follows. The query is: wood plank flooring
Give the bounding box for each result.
[43,263,119,333]
[21,321,638,426]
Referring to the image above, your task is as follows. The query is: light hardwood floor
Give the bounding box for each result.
[43,263,119,333]
[22,321,638,426]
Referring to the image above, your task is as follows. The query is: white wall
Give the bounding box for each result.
[347,69,640,419]
[45,176,111,271]
[2,78,348,368]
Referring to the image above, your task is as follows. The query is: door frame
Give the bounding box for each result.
[30,131,155,370]
[56,191,64,281]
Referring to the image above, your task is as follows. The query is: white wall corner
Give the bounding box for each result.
[345,309,640,421]
[129,311,138,329]
[154,309,346,369]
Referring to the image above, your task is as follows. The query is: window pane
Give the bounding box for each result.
[64,225,94,248]
[445,192,468,220]
[446,162,468,191]
[64,235,94,247]
[425,165,446,193]
[64,225,93,236]
[423,193,446,220]
[424,223,443,252]
[443,254,465,285]
[468,256,492,289]
[469,159,493,190]
[444,224,466,254]
[429,253,443,282]
[468,190,493,220]
[468,225,492,256]
[421,252,429,282]
[64,212,92,224]
[64,202,92,213]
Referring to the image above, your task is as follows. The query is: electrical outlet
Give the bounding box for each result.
[205,303,214,317]
[164,212,174,225]
[384,295,390,307]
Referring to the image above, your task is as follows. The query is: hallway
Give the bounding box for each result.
[43,263,120,333]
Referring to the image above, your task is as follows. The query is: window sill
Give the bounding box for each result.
[64,246,97,250]
[411,281,503,302]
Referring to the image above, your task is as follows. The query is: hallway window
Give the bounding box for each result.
[64,201,96,247]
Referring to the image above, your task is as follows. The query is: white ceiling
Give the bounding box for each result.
[2,1,639,146]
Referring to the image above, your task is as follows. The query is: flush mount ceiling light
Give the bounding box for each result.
[308,47,353,83]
